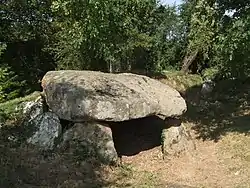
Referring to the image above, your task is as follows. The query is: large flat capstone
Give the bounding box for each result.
[42,70,187,122]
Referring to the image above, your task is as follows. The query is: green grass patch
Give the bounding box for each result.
[106,164,164,188]
[159,70,203,92]
[0,91,41,125]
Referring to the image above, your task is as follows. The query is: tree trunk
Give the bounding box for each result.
[108,61,113,73]
[181,50,198,73]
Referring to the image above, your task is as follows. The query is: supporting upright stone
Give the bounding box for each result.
[27,112,62,150]
[59,122,118,165]
[161,117,196,159]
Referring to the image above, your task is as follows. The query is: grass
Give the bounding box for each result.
[158,70,203,93]
[0,91,41,126]
[103,163,165,188]
[0,91,41,116]
[0,72,250,187]
[217,133,250,187]
[219,133,250,163]
[184,78,250,141]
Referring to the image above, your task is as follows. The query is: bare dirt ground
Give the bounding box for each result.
[0,78,250,188]
[1,127,249,188]
[103,79,250,188]
[105,128,250,188]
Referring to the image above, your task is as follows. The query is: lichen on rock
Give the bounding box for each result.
[59,122,118,165]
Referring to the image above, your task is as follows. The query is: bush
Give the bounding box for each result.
[201,67,220,81]
[0,67,26,103]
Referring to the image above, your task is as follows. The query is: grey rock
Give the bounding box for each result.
[162,122,196,158]
[200,80,215,97]
[20,95,62,150]
[42,70,187,122]
[27,112,62,150]
[22,96,44,122]
[60,122,118,165]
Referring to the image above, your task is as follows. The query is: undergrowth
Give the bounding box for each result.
[0,91,41,125]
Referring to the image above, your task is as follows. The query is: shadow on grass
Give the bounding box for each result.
[182,79,250,141]
[0,126,110,188]
[0,76,167,188]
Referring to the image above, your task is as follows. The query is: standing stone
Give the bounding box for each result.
[60,122,118,165]
[162,118,195,158]
[27,112,62,150]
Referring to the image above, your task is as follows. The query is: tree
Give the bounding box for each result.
[150,5,186,72]
[180,0,218,73]
[51,0,159,73]
[213,1,250,79]
[0,0,55,100]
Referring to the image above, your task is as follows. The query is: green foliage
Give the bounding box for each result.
[50,0,186,73]
[0,91,41,125]
[0,68,8,102]
[160,70,203,92]
[213,5,250,79]
[0,108,7,123]
[0,43,7,56]
[51,0,159,72]
[188,0,218,54]
[179,0,250,79]
[0,0,250,105]
[0,0,55,100]
[201,67,220,81]
[182,0,218,72]
[0,67,26,103]
[0,0,53,42]
[151,5,186,71]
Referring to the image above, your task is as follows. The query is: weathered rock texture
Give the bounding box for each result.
[27,112,62,150]
[22,96,44,122]
[17,95,62,150]
[19,71,191,164]
[59,122,118,165]
[42,70,187,122]
[161,119,196,158]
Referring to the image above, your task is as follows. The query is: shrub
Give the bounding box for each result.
[0,67,26,103]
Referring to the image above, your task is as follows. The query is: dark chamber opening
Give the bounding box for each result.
[109,116,166,157]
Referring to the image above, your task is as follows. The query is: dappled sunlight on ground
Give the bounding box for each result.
[183,79,250,141]
[0,77,250,187]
